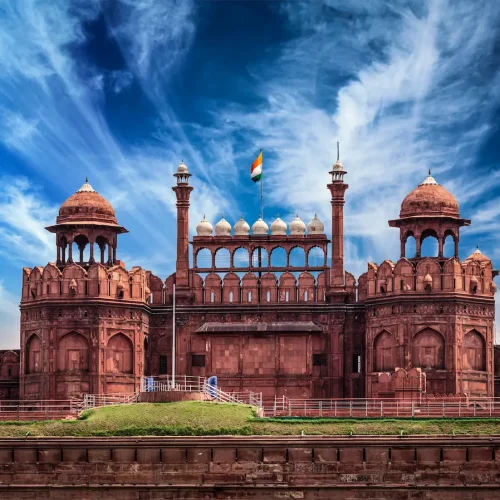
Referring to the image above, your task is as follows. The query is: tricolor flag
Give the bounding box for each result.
[250,150,262,182]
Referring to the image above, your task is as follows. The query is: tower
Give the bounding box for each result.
[327,143,348,295]
[172,161,194,304]
[365,172,496,398]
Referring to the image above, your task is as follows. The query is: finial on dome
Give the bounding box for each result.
[76,178,95,193]
[337,141,340,162]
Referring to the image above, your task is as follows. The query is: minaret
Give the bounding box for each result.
[327,142,348,291]
[172,160,194,303]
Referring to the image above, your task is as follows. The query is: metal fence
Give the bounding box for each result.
[264,396,500,418]
[0,399,79,421]
[140,375,263,409]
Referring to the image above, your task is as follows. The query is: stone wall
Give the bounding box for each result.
[1,436,500,498]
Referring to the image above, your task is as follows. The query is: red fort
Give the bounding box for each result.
[6,153,497,401]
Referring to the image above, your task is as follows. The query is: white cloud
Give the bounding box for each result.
[0,281,19,349]
[0,177,56,264]
[210,0,500,272]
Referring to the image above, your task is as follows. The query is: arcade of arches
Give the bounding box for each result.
[8,163,498,401]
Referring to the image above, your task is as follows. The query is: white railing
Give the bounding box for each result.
[82,393,138,411]
[0,399,80,420]
[141,375,263,409]
[141,375,206,393]
[264,396,500,418]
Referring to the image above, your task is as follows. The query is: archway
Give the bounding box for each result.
[420,229,438,257]
[405,234,416,258]
[26,335,42,374]
[57,332,89,372]
[214,248,231,268]
[106,333,133,374]
[195,248,212,268]
[270,247,287,267]
[74,234,90,263]
[373,331,397,371]
[251,247,268,267]
[412,328,445,370]
[443,231,456,258]
[233,248,249,268]
[289,247,306,267]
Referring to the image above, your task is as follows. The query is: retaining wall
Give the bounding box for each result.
[1,435,500,498]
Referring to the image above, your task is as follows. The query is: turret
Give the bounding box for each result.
[172,160,194,303]
[327,142,348,291]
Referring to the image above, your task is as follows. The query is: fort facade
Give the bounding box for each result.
[7,153,497,400]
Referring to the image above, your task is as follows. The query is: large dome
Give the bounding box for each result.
[57,179,118,225]
[400,173,459,218]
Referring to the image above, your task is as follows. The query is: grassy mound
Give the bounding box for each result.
[0,402,500,436]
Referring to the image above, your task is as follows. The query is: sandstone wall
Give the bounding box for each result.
[1,436,500,498]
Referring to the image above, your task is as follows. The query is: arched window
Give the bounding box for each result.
[404,232,416,258]
[26,335,42,374]
[251,247,268,267]
[373,331,397,371]
[307,246,325,267]
[195,248,212,268]
[266,290,270,302]
[270,247,287,267]
[106,333,133,374]
[412,328,445,370]
[420,230,438,257]
[233,248,249,268]
[229,291,233,303]
[289,247,306,267]
[443,232,455,258]
[215,248,231,268]
[463,330,485,371]
[57,332,89,372]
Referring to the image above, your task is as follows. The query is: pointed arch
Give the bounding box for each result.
[373,331,397,372]
[106,333,133,374]
[57,331,89,372]
[26,334,42,374]
[463,330,486,371]
[412,328,445,370]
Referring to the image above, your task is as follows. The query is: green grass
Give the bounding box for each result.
[1,402,500,436]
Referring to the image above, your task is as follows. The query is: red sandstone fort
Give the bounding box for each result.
[2,154,498,401]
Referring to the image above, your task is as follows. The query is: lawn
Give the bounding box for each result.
[1,402,500,436]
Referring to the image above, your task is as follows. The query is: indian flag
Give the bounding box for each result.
[250,150,262,182]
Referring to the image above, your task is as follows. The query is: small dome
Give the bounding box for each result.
[57,179,118,225]
[233,217,250,236]
[252,217,269,235]
[270,216,287,235]
[215,215,231,236]
[289,215,306,235]
[307,214,324,234]
[465,247,491,263]
[177,160,188,174]
[332,159,345,172]
[400,172,459,218]
[196,215,213,237]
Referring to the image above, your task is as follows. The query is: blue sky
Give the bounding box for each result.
[0,0,500,348]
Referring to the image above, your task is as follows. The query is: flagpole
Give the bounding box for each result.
[260,149,264,219]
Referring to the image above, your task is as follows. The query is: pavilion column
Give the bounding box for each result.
[89,240,95,264]
[107,243,112,264]
[438,237,444,258]
[67,239,73,263]
[400,238,405,259]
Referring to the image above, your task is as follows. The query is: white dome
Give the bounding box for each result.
[177,160,189,174]
[270,216,287,235]
[289,215,306,235]
[307,214,324,234]
[234,216,250,236]
[252,217,269,235]
[196,215,213,236]
[215,215,231,236]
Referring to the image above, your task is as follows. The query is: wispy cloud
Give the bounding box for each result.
[0,177,56,264]
[0,281,20,349]
[203,0,500,271]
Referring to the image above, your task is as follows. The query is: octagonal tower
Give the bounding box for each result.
[365,172,497,398]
